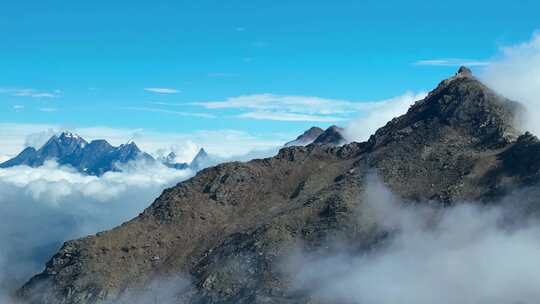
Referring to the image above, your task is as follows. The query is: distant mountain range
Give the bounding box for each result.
[0,132,210,175]
[1,125,344,176]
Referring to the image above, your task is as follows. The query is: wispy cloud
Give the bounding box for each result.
[481,32,540,135]
[38,107,58,112]
[13,105,24,111]
[143,88,180,94]
[193,93,372,122]
[124,107,215,118]
[415,58,490,67]
[239,111,345,122]
[0,88,62,98]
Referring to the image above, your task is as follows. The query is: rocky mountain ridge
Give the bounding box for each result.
[18,67,537,304]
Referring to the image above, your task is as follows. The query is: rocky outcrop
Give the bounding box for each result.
[18,67,535,303]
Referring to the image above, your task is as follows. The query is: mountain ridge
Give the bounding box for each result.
[0,133,213,175]
[18,67,536,304]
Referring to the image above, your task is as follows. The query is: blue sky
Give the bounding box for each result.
[0,0,539,153]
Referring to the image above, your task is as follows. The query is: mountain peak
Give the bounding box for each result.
[285,126,324,146]
[190,148,209,170]
[58,131,81,139]
[313,125,346,145]
[193,148,208,160]
[369,69,524,149]
[456,66,473,78]
[119,141,140,150]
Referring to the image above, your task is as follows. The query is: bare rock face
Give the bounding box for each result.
[18,68,535,303]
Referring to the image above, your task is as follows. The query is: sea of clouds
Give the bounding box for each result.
[287,175,540,304]
[0,160,193,300]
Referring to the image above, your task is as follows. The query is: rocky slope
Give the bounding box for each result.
[19,67,537,304]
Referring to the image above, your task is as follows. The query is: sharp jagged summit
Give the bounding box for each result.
[0,132,152,175]
[18,67,537,304]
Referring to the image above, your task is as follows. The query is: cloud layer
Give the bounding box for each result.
[0,160,192,298]
[288,175,540,304]
[482,33,540,135]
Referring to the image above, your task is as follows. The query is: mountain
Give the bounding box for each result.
[190,148,210,171]
[159,148,210,171]
[19,67,535,303]
[0,133,153,176]
[285,125,345,147]
[312,125,346,145]
[285,127,324,146]
[159,152,190,170]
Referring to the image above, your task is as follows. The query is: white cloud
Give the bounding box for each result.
[343,92,427,142]
[0,88,62,98]
[239,111,346,122]
[481,32,540,135]
[288,174,540,304]
[195,94,356,113]
[0,160,193,296]
[124,106,215,119]
[143,88,180,94]
[415,58,490,67]
[13,105,24,111]
[194,93,371,122]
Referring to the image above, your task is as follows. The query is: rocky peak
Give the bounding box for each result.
[190,148,209,170]
[369,67,523,149]
[285,127,324,146]
[165,151,177,163]
[456,66,473,78]
[313,125,346,145]
[118,141,141,153]
[57,131,87,146]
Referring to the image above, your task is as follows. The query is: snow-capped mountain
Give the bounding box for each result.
[0,132,153,176]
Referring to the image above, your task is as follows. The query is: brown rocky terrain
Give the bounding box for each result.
[18,67,539,303]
